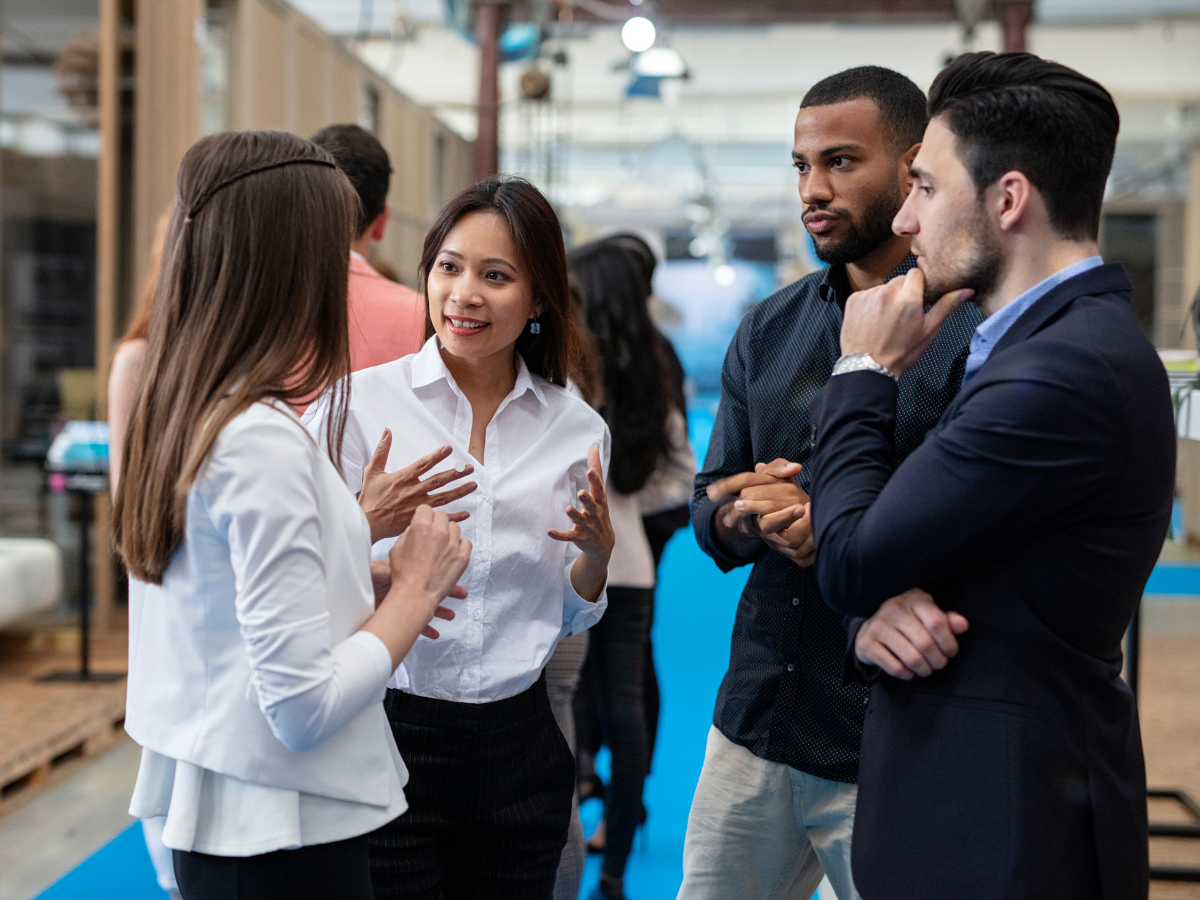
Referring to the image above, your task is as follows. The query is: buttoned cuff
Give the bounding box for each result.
[562,567,608,639]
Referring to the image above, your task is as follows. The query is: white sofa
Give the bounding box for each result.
[0,538,62,627]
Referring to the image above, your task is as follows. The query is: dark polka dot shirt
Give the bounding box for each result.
[692,255,983,783]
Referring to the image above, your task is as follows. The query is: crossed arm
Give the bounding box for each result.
[811,269,1119,680]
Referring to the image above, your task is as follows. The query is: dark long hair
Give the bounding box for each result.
[418,177,586,388]
[569,240,672,495]
[114,130,358,583]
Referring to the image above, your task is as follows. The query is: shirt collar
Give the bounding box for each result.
[817,253,919,307]
[410,336,548,407]
[350,249,368,264]
[963,255,1104,382]
[972,256,1104,355]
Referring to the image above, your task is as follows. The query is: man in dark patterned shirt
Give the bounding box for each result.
[678,68,983,900]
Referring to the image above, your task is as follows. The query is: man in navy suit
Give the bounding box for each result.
[796,52,1175,898]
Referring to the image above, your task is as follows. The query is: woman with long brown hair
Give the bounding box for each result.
[115,130,471,900]
[304,176,615,899]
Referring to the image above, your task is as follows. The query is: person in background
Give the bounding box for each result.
[108,209,169,486]
[115,129,472,900]
[605,232,693,783]
[310,124,425,372]
[568,239,694,900]
[107,209,180,900]
[680,67,982,900]
[304,177,614,900]
[545,278,604,900]
[371,258,403,283]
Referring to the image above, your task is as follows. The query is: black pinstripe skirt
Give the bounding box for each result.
[368,674,575,900]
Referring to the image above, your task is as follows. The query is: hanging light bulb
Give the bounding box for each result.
[621,16,656,53]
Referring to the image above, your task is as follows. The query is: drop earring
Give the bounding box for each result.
[529,317,541,335]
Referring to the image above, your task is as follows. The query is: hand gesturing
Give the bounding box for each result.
[359,430,478,544]
[548,445,614,557]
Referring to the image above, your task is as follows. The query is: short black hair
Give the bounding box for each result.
[800,66,927,152]
[310,124,392,236]
[928,51,1119,241]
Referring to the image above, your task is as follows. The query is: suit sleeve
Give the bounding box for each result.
[809,344,1122,618]
[692,322,768,572]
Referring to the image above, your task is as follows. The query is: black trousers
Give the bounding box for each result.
[641,506,687,772]
[173,835,373,900]
[575,586,654,880]
[369,674,575,900]
[577,507,688,793]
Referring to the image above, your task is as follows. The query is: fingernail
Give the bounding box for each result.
[734,501,744,509]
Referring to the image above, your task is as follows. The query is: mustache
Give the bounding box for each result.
[803,205,850,219]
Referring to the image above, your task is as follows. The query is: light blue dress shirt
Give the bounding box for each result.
[962,256,1103,383]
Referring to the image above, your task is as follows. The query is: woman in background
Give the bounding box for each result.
[593,232,693,790]
[545,277,604,900]
[568,240,695,900]
[115,130,471,900]
[305,176,614,900]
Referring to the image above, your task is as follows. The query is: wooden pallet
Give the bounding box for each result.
[0,672,128,819]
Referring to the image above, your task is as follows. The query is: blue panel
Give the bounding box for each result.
[1144,563,1200,596]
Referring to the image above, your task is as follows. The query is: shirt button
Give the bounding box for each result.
[786,663,795,672]
[472,608,482,620]
[791,597,800,606]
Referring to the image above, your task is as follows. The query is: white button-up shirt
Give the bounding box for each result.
[304,338,610,704]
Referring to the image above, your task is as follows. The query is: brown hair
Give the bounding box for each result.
[418,177,586,388]
[114,130,358,583]
[123,208,172,343]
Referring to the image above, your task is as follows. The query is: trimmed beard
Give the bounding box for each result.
[811,183,906,266]
[921,199,1004,307]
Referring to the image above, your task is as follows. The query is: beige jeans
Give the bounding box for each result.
[677,726,861,900]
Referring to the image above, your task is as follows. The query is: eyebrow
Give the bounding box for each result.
[792,143,867,161]
[909,164,931,182]
[438,249,516,268]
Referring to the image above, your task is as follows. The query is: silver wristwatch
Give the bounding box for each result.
[830,353,898,382]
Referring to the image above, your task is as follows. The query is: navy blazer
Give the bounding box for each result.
[809,264,1174,900]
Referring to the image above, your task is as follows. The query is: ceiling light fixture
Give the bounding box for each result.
[621,16,656,52]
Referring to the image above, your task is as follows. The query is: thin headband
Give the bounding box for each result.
[185,157,337,221]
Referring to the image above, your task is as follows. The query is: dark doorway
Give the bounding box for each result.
[1101,213,1156,341]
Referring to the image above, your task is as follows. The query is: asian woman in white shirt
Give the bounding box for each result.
[304,177,615,900]
[113,131,472,900]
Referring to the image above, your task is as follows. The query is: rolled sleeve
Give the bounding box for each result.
[562,557,608,638]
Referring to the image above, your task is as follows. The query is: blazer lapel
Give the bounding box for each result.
[934,264,1132,427]
[989,263,1132,358]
